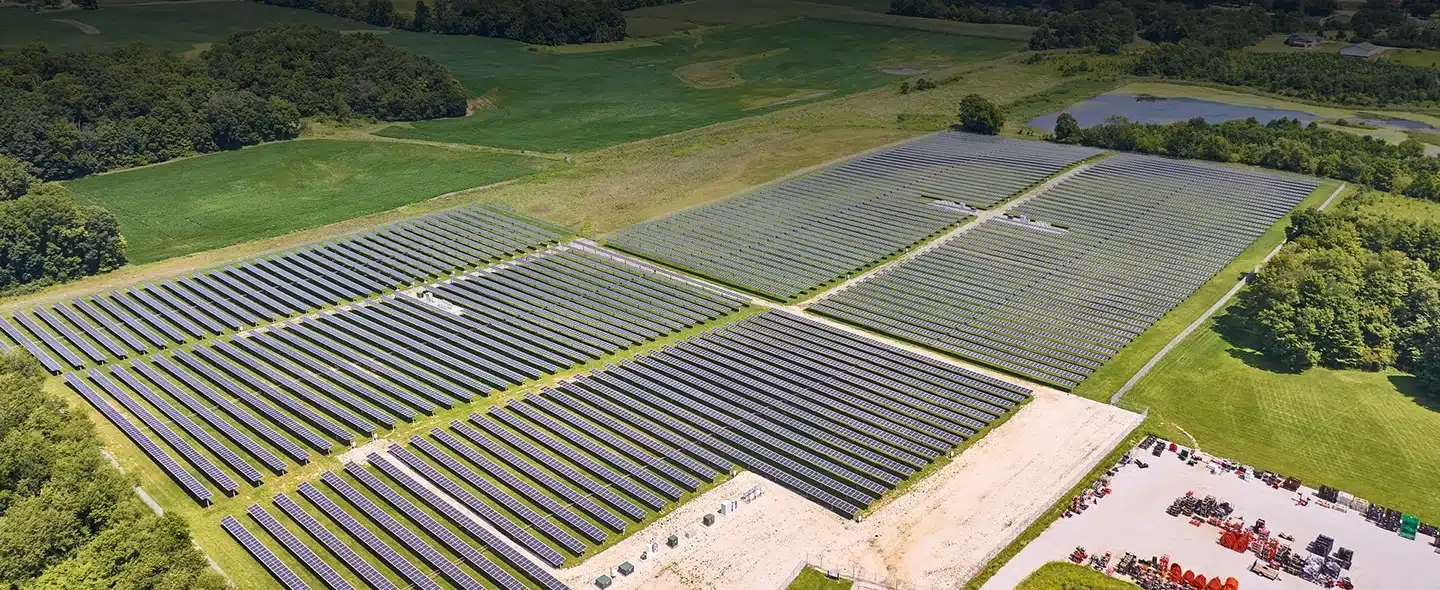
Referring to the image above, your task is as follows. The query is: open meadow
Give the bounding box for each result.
[66,139,545,264]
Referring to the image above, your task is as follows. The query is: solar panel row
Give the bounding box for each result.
[608,133,1104,300]
[1,206,564,369]
[812,154,1318,388]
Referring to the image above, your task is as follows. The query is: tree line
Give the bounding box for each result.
[0,157,126,295]
[0,24,464,182]
[0,352,223,588]
[249,0,657,45]
[1228,205,1440,388]
[1131,43,1440,106]
[890,0,1306,52]
[1053,116,1440,198]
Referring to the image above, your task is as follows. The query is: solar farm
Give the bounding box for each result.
[811,154,1318,388]
[32,132,1328,590]
[606,133,1105,300]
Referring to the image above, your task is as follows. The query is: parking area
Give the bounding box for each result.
[983,441,1440,590]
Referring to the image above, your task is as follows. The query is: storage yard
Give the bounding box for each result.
[983,440,1440,590]
[9,132,1343,590]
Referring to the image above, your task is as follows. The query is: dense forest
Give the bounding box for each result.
[1054,116,1440,198]
[0,162,127,294]
[0,352,223,588]
[249,0,633,44]
[0,25,463,181]
[205,26,466,121]
[1229,206,1440,387]
[1131,43,1440,106]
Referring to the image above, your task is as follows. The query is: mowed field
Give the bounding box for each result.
[1118,191,1440,522]
[66,140,544,263]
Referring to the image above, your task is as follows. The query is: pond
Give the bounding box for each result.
[1027,94,1319,129]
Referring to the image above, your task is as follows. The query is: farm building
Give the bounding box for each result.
[1285,33,1324,48]
[1340,42,1386,58]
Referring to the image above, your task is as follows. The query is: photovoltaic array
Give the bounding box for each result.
[63,244,746,503]
[607,133,1103,300]
[220,309,1027,589]
[812,154,1318,388]
[3,205,564,373]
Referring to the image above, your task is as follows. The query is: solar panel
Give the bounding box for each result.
[296,483,441,590]
[369,452,573,590]
[86,369,238,494]
[169,350,333,454]
[236,334,412,424]
[13,312,85,368]
[64,373,211,504]
[190,346,352,444]
[220,515,311,590]
[91,294,168,349]
[247,504,355,590]
[143,356,308,465]
[109,365,263,485]
[425,430,605,543]
[72,298,150,354]
[272,493,398,590]
[0,316,61,373]
[259,327,441,414]
[507,399,688,498]
[34,307,107,362]
[209,341,377,436]
[472,412,649,519]
[448,421,626,532]
[529,389,709,485]
[321,470,489,590]
[386,442,579,561]
[53,303,128,358]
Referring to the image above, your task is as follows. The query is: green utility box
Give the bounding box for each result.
[1401,515,1420,540]
[595,575,612,589]
[667,535,679,548]
[702,514,715,527]
[618,562,634,576]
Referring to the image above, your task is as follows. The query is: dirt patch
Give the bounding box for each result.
[673,48,788,89]
[882,66,929,75]
[466,94,498,117]
[181,42,212,59]
[51,18,100,35]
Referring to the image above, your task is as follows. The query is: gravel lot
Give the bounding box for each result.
[983,443,1440,590]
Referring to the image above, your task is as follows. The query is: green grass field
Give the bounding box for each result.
[1014,562,1139,589]
[66,139,544,263]
[788,566,855,590]
[1117,191,1440,522]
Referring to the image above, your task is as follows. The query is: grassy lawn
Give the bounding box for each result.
[1385,47,1440,68]
[1246,32,1344,54]
[1014,562,1139,589]
[1119,312,1440,522]
[1070,179,1346,402]
[788,566,854,590]
[66,139,545,264]
[1118,190,1440,522]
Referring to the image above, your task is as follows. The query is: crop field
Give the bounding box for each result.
[811,155,1317,389]
[607,133,1103,301]
[376,19,1021,151]
[67,140,546,264]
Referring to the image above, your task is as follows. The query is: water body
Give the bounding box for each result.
[1028,94,1319,129]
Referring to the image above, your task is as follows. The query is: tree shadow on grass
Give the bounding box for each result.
[1389,375,1440,413]
[1213,310,1304,374]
